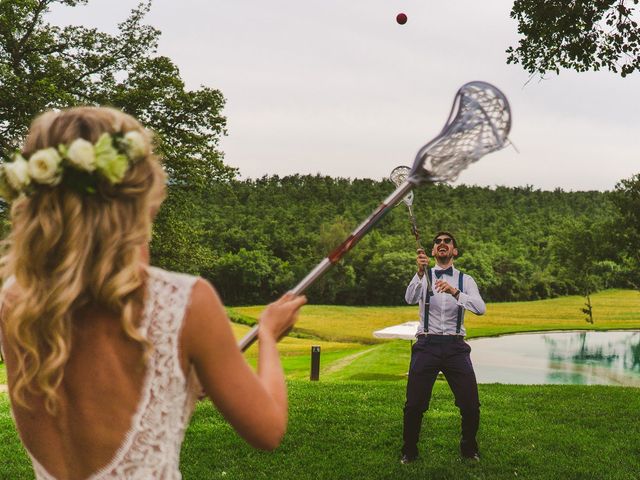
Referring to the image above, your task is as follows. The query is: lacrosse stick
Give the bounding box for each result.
[389,165,422,250]
[389,164,433,294]
[239,80,512,351]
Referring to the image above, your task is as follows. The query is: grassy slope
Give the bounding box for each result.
[4,289,637,388]
[233,289,640,344]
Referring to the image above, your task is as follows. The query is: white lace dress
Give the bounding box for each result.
[12,266,202,480]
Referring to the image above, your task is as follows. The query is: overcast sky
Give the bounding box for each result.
[49,0,640,191]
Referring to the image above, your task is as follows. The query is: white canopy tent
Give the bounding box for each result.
[373,321,419,341]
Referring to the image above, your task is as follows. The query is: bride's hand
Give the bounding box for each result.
[258,293,307,341]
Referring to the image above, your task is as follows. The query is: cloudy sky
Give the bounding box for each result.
[49,0,639,191]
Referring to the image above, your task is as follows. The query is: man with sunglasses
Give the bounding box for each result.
[400,231,486,464]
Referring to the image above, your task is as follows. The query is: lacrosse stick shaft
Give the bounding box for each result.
[404,204,433,294]
[406,204,422,250]
[238,180,415,352]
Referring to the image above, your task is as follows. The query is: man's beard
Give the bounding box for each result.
[436,251,453,261]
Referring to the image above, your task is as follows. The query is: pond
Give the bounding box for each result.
[468,330,640,386]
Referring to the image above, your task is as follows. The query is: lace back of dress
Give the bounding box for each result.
[29,267,200,480]
[98,267,200,480]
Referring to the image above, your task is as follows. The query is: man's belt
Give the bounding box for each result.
[417,334,464,343]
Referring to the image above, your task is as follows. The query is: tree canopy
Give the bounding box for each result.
[0,0,235,186]
[507,0,640,77]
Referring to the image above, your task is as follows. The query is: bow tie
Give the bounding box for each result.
[434,267,453,278]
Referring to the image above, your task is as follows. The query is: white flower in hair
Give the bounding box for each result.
[66,138,96,171]
[4,154,31,190]
[28,148,62,185]
[123,131,149,161]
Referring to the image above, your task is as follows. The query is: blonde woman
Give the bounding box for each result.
[0,106,306,479]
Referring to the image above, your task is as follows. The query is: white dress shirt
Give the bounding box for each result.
[405,265,486,336]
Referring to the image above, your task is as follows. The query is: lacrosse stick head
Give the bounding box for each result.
[409,81,511,185]
[389,165,414,206]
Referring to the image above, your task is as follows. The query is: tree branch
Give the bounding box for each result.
[12,0,52,71]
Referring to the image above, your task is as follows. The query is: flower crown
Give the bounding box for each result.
[0,131,149,202]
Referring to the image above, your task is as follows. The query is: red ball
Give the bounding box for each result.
[396,13,407,25]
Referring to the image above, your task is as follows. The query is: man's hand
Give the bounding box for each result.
[416,248,429,277]
[434,279,460,298]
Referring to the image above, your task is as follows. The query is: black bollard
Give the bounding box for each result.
[310,345,321,381]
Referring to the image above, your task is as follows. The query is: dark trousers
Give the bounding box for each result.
[402,335,480,458]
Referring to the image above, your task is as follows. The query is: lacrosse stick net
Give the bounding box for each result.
[409,80,511,184]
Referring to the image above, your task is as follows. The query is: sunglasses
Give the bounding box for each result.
[434,237,453,245]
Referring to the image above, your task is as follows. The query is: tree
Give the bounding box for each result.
[1,0,236,275]
[205,248,294,305]
[610,173,640,287]
[550,217,618,323]
[0,0,235,186]
[362,251,415,305]
[309,216,357,304]
[507,0,640,77]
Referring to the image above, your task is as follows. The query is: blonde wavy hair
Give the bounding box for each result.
[1,106,166,414]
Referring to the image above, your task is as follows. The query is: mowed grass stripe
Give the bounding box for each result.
[230,322,364,359]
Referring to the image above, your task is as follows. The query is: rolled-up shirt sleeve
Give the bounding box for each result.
[456,275,486,315]
[405,273,425,305]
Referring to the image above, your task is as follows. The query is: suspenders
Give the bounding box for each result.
[456,272,465,334]
[423,268,432,330]
[422,269,465,333]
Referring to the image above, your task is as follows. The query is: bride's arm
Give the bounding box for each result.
[181,278,305,450]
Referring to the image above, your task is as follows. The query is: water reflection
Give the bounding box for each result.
[468,330,640,386]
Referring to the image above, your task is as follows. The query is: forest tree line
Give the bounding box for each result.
[150,174,640,306]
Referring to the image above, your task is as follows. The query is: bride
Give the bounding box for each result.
[0,106,306,479]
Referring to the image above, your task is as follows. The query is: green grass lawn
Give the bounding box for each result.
[1,289,639,479]
[2,382,639,479]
